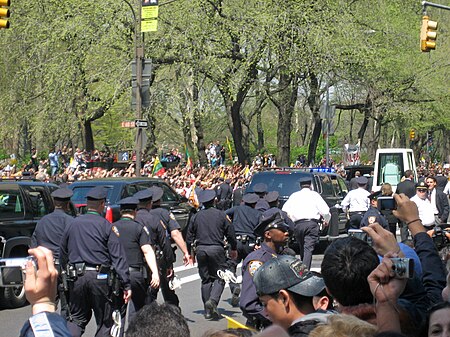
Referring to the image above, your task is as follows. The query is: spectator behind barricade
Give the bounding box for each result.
[126,302,190,337]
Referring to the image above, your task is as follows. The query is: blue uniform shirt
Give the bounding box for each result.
[360,206,389,229]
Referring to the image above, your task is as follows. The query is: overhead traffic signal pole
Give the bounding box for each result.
[420,1,450,52]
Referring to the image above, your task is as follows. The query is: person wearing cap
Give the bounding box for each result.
[240,212,290,330]
[113,197,160,324]
[31,188,74,260]
[133,188,172,307]
[282,177,331,269]
[411,181,437,228]
[253,255,331,336]
[225,193,262,304]
[340,175,370,230]
[148,186,191,307]
[59,186,131,337]
[186,189,238,320]
[252,183,270,212]
[262,191,295,234]
[215,177,233,210]
[359,191,389,230]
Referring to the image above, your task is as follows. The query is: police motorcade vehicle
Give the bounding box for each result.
[245,167,349,241]
[0,180,61,308]
[69,178,195,233]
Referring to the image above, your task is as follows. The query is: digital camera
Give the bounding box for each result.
[0,257,36,287]
[391,257,414,279]
[377,196,397,211]
[348,229,369,242]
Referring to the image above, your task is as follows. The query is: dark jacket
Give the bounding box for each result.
[396,179,416,198]
[287,312,331,337]
[434,188,449,222]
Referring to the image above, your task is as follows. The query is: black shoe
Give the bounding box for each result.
[205,299,220,320]
[231,287,241,307]
[204,301,212,319]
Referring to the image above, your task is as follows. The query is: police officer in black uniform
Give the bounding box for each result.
[253,183,270,212]
[215,177,233,210]
[113,197,160,324]
[133,188,171,306]
[240,212,290,329]
[360,191,389,230]
[60,186,131,337]
[225,193,261,305]
[149,186,190,307]
[186,189,237,319]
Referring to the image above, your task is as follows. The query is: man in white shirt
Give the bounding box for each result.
[340,176,370,230]
[282,177,330,269]
[410,181,435,228]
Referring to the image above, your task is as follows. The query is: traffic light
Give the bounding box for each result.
[0,0,10,29]
[420,15,438,52]
[409,129,416,141]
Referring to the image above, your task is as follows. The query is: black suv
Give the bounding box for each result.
[69,178,195,232]
[245,168,349,241]
[0,180,60,308]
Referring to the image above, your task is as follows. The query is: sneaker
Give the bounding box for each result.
[231,287,241,307]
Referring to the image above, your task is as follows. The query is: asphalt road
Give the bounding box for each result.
[0,251,324,337]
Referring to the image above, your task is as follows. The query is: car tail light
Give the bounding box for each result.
[105,206,113,223]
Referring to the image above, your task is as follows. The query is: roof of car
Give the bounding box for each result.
[69,177,162,185]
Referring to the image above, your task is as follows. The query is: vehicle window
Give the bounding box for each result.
[22,185,50,217]
[248,172,311,196]
[122,184,140,198]
[377,153,403,186]
[71,186,114,204]
[159,184,179,202]
[0,189,24,218]
[318,175,334,196]
[337,177,349,195]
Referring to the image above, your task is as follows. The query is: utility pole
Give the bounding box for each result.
[135,0,143,177]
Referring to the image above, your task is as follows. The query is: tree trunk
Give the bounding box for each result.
[307,73,321,165]
[83,119,95,152]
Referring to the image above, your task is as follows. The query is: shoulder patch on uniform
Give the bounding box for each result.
[143,226,150,236]
[226,215,232,222]
[169,212,176,220]
[248,260,263,277]
[368,216,377,224]
[112,226,120,237]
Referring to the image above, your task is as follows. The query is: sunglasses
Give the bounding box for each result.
[417,189,428,192]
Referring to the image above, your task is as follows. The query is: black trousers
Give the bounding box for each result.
[66,271,118,337]
[128,270,148,323]
[196,245,227,305]
[294,220,319,269]
[149,264,179,307]
[348,212,364,230]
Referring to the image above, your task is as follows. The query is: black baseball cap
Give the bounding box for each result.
[254,212,289,237]
[254,255,325,297]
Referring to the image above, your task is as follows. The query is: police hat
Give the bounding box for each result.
[51,188,73,200]
[134,189,153,202]
[242,193,259,204]
[254,256,324,297]
[253,183,268,194]
[357,176,368,185]
[198,190,216,204]
[117,197,139,210]
[368,190,382,200]
[225,178,231,184]
[254,212,289,237]
[86,186,108,200]
[218,177,224,182]
[416,181,428,190]
[264,191,279,203]
[149,186,164,202]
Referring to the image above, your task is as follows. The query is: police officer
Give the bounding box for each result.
[133,188,172,306]
[262,191,295,233]
[282,177,331,269]
[149,186,191,307]
[340,176,370,229]
[186,189,237,319]
[225,193,261,305]
[215,177,233,210]
[253,183,270,212]
[60,186,131,337]
[240,212,289,329]
[113,197,160,324]
[31,187,74,260]
[359,191,389,229]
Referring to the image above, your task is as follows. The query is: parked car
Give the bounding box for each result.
[245,168,349,241]
[68,178,195,233]
[0,180,60,308]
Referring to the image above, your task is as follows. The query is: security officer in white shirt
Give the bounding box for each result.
[282,177,330,269]
[340,176,370,230]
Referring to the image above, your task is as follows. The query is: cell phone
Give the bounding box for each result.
[377,196,397,211]
[0,257,36,287]
[348,229,368,242]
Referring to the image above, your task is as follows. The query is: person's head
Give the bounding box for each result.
[404,170,414,179]
[126,302,190,337]
[357,176,368,187]
[134,189,153,210]
[254,256,325,330]
[198,190,216,208]
[416,182,429,199]
[201,329,253,337]
[253,183,268,198]
[321,237,379,307]
[368,191,381,208]
[299,177,312,189]
[426,176,437,190]
[442,271,450,302]
[242,193,259,207]
[86,186,107,212]
[51,187,73,211]
[264,191,279,208]
[254,212,289,249]
[309,314,377,337]
[117,197,139,218]
[310,271,333,311]
[381,183,393,196]
[355,171,361,177]
[426,302,450,337]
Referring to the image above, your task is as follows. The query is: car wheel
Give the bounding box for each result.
[2,285,27,309]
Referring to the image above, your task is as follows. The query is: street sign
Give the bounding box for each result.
[121,121,136,128]
[135,119,148,128]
